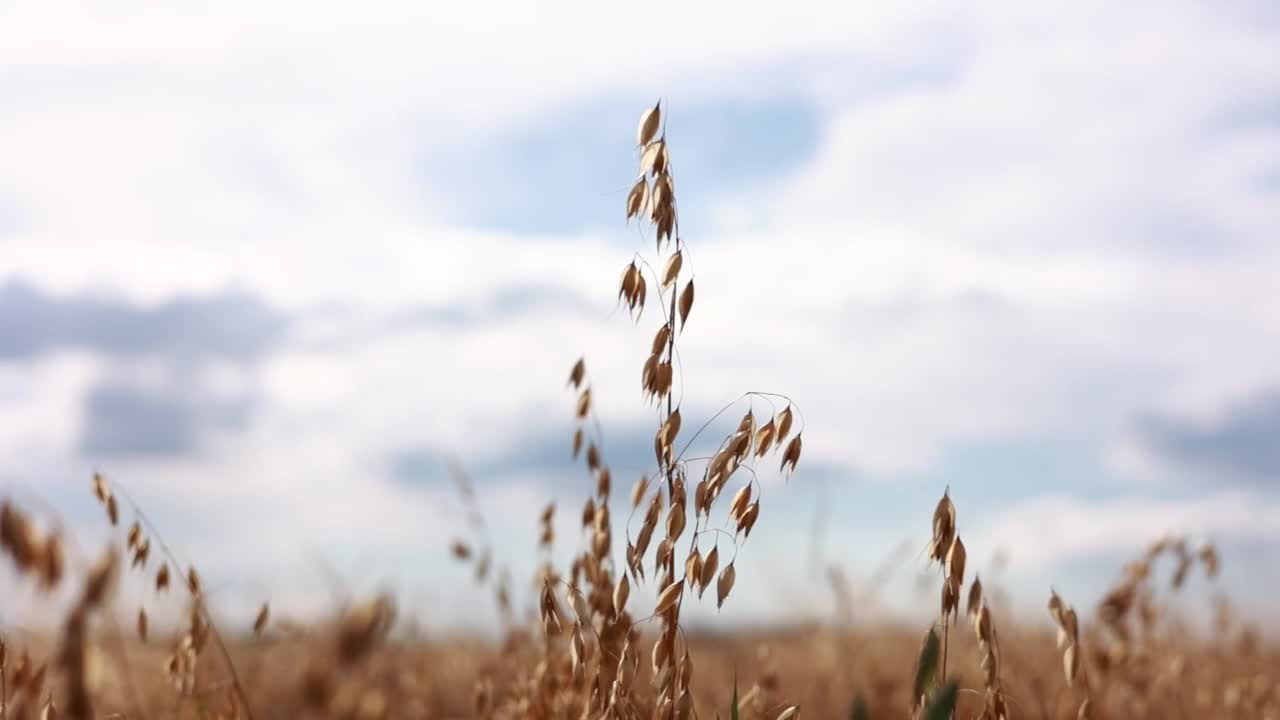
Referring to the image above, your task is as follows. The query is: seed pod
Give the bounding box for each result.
[1063,607,1080,646]
[137,608,148,642]
[780,434,802,474]
[634,524,655,567]
[634,274,647,318]
[655,580,683,615]
[663,408,682,446]
[569,587,591,626]
[568,358,586,389]
[1064,642,1079,686]
[613,573,630,616]
[626,177,649,221]
[641,140,667,177]
[685,548,702,589]
[656,537,675,574]
[572,428,583,458]
[451,541,472,560]
[716,562,736,609]
[728,485,751,522]
[930,490,957,564]
[738,501,760,538]
[619,263,638,303]
[946,535,967,588]
[40,533,64,589]
[678,280,694,330]
[976,604,994,645]
[753,419,776,459]
[570,626,585,674]
[637,102,661,147]
[692,478,710,517]
[1199,543,1220,578]
[84,549,119,608]
[666,504,686,541]
[652,324,671,356]
[662,250,683,288]
[1049,589,1065,624]
[156,563,170,592]
[941,577,959,617]
[699,546,719,598]
[631,475,649,510]
[967,576,983,618]
[776,406,794,445]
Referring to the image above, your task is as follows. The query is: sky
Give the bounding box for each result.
[0,1,1278,634]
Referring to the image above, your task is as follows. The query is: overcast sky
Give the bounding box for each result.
[1,1,1278,632]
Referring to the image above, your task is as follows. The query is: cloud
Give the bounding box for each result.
[388,284,596,331]
[79,373,256,458]
[1137,390,1280,483]
[0,280,287,363]
[968,489,1280,616]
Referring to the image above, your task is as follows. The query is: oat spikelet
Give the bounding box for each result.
[631,475,649,510]
[126,521,142,550]
[716,562,736,609]
[728,485,752,522]
[662,250,683,288]
[652,323,671,355]
[451,540,472,560]
[613,573,630,617]
[699,546,719,598]
[967,575,984,618]
[637,102,661,146]
[677,280,694,330]
[684,548,702,589]
[738,501,760,538]
[775,406,794,446]
[568,357,586,389]
[254,603,270,636]
[780,434,802,474]
[654,580,683,616]
[626,177,649,221]
[929,489,956,564]
[946,535,967,592]
[753,419,776,459]
[641,140,667,176]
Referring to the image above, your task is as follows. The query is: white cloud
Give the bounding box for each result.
[972,491,1280,571]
